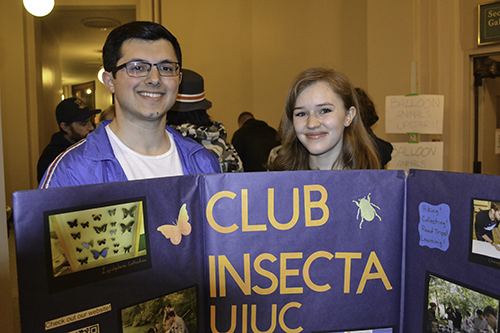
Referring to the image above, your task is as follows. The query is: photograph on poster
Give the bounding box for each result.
[469,199,500,269]
[121,286,198,333]
[44,197,151,292]
[424,272,499,333]
[315,328,393,333]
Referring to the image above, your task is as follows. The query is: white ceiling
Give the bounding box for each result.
[41,5,136,86]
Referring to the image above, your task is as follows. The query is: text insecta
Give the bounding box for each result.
[352,193,381,229]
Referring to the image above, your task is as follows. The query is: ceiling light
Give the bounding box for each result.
[81,18,121,30]
[23,0,54,17]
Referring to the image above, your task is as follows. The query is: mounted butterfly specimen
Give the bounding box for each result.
[120,221,135,234]
[114,243,120,248]
[111,222,117,227]
[124,245,132,253]
[82,240,94,250]
[157,203,191,245]
[76,247,82,253]
[78,257,88,265]
[81,221,89,229]
[92,214,102,221]
[91,248,109,260]
[113,249,119,254]
[93,224,107,234]
[108,208,116,216]
[122,206,137,219]
[71,232,81,240]
[97,239,106,246]
[110,229,117,236]
[67,219,78,228]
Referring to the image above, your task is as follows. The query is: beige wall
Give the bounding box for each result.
[3,0,500,331]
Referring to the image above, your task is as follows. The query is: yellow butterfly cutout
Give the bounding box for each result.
[157,204,191,245]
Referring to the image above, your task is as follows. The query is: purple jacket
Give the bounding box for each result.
[39,121,221,188]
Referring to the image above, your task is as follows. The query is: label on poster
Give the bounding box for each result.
[45,304,111,330]
[385,95,444,134]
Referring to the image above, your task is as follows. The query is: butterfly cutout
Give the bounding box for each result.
[110,229,117,236]
[82,240,94,250]
[92,214,102,221]
[120,221,135,234]
[78,257,88,265]
[113,249,119,254]
[124,245,132,253]
[91,248,109,260]
[111,237,116,241]
[76,247,82,253]
[122,206,137,219]
[97,239,106,246]
[94,224,107,234]
[114,243,120,248]
[157,204,191,245]
[108,208,116,216]
[71,232,81,240]
[111,222,117,227]
[67,219,78,228]
[81,221,89,229]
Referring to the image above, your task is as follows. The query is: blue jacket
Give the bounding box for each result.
[39,121,221,188]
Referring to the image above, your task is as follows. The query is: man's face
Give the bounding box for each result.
[104,38,181,123]
[493,209,500,221]
[486,314,497,328]
[64,118,94,142]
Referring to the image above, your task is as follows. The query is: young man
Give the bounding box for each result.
[36,98,99,183]
[39,22,220,189]
[474,201,500,252]
[484,305,498,330]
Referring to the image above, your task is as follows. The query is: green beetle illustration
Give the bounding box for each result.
[352,193,381,229]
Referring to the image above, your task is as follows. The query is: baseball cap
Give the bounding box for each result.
[56,98,101,124]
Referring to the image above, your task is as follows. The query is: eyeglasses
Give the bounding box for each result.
[111,61,180,77]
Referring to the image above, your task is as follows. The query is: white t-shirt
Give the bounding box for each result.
[106,125,184,180]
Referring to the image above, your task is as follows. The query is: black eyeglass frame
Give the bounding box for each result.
[110,61,181,78]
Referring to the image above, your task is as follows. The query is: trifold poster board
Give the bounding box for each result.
[12,170,500,333]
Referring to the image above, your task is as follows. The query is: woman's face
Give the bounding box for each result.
[292,81,355,169]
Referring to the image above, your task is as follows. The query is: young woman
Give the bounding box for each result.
[269,67,380,171]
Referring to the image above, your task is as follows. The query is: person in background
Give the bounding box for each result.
[472,309,489,332]
[355,87,393,168]
[474,201,500,251]
[39,21,220,188]
[98,104,115,122]
[167,69,243,172]
[483,305,497,331]
[231,112,280,171]
[268,67,380,171]
[36,97,100,183]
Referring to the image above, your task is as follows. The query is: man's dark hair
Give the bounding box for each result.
[166,311,176,319]
[491,201,500,212]
[102,21,182,75]
[484,305,497,318]
[477,309,484,315]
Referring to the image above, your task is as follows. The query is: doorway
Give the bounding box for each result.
[473,54,500,175]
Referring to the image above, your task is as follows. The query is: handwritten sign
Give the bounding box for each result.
[387,142,443,171]
[385,95,444,134]
[418,202,450,251]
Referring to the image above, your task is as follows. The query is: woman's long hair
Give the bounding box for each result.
[269,67,380,171]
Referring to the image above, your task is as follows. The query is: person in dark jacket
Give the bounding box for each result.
[231,112,280,171]
[37,97,100,183]
[355,87,394,168]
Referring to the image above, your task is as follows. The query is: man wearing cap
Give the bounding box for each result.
[36,97,100,183]
[167,69,243,173]
[39,21,220,189]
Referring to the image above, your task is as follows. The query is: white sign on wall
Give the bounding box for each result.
[387,142,444,171]
[385,95,444,134]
